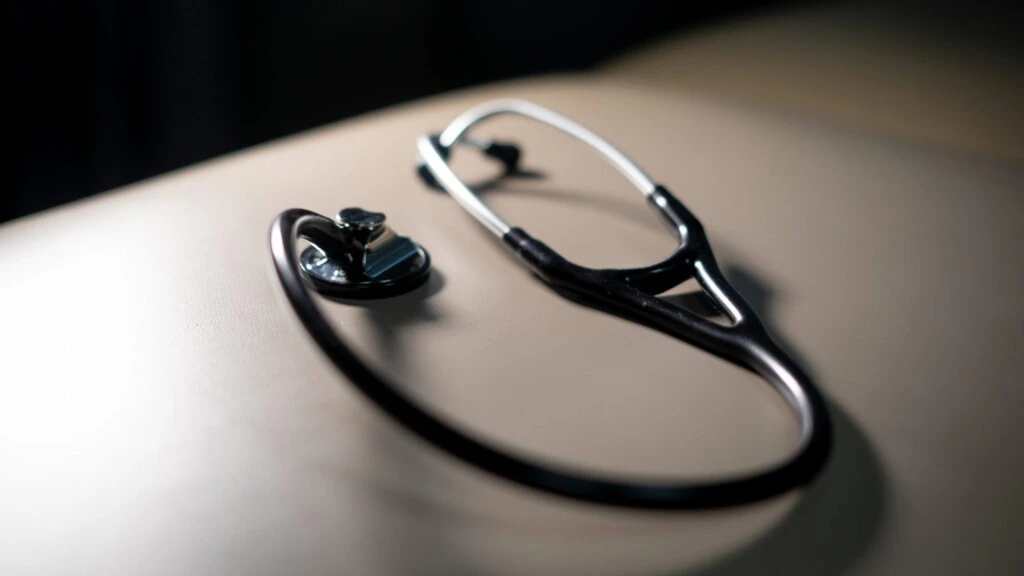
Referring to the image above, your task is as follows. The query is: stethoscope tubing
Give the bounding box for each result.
[270,100,832,509]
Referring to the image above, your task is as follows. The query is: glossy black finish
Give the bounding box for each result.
[289,209,431,300]
[501,185,832,506]
[270,187,832,509]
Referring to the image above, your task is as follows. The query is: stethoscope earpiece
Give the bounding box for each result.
[415,135,522,190]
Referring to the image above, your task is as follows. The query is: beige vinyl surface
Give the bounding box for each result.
[605,0,1024,162]
[2,53,1023,576]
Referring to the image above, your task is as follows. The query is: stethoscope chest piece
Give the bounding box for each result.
[298,207,431,299]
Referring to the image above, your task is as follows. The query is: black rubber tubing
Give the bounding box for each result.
[270,208,831,510]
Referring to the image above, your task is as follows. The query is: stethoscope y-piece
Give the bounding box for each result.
[270,99,831,510]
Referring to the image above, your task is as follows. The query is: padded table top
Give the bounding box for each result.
[1,70,1022,575]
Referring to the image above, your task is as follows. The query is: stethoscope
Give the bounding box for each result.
[270,99,831,510]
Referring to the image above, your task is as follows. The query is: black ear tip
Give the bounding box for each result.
[485,141,521,172]
[416,163,443,190]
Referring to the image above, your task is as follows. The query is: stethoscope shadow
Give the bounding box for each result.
[326,271,471,572]
[674,267,887,576]
[466,176,888,575]
[345,269,447,336]
[339,175,887,575]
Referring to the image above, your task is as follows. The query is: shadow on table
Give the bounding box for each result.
[338,271,474,573]
[343,171,887,575]
[677,266,887,576]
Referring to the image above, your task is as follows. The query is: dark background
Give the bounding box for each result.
[7,0,790,224]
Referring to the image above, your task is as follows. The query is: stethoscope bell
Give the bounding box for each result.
[298,207,431,299]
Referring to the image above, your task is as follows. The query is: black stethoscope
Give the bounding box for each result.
[270,99,831,510]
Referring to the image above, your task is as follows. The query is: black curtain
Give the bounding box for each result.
[7,1,774,223]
